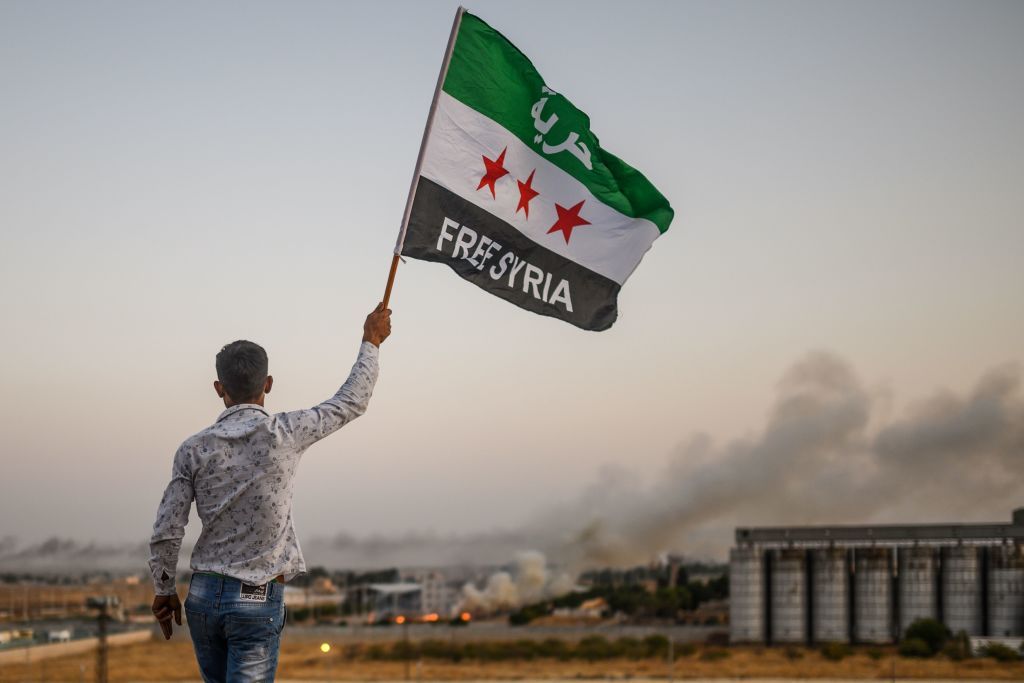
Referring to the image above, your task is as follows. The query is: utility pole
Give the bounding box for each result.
[403,617,411,682]
[667,634,674,683]
[87,596,119,683]
[98,613,107,683]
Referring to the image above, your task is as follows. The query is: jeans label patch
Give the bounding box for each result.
[239,583,268,602]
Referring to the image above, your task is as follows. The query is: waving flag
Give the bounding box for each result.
[396,9,673,331]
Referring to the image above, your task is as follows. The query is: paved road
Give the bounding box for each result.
[123,679,1014,683]
[283,623,722,643]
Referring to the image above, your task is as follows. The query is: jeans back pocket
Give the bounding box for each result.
[225,608,282,662]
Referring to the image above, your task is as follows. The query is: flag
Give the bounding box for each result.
[399,9,674,331]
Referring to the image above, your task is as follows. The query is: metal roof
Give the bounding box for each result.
[735,514,1024,547]
[368,583,422,594]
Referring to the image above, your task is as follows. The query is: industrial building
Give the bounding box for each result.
[729,509,1024,644]
[367,583,424,619]
[401,570,457,616]
[365,572,458,620]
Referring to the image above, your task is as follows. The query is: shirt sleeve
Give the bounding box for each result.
[148,445,194,596]
[279,341,380,450]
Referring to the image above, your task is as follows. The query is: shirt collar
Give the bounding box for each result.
[216,404,270,423]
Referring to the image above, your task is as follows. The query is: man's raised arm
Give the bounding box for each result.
[280,303,392,449]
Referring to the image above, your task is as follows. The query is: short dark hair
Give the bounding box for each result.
[215,340,268,402]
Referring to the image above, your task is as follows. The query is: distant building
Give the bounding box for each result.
[368,571,459,620]
[311,577,337,594]
[729,508,1024,644]
[414,571,456,616]
[680,599,728,626]
[47,629,71,643]
[688,571,726,585]
[553,597,607,620]
[368,583,423,619]
[1,629,34,644]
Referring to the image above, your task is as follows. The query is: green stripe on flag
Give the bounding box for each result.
[442,12,674,234]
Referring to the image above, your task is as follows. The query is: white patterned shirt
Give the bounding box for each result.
[148,342,379,595]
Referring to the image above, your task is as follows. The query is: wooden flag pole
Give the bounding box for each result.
[381,6,465,309]
[381,253,401,309]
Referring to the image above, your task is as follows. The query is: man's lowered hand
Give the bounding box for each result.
[152,594,182,640]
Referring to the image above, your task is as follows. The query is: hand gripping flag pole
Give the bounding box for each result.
[381,6,465,309]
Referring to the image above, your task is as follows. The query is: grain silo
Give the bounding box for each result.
[811,548,848,643]
[942,545,983,636]
[988,543,1024,637]
[728,546,764,642]
[730,508,1024,644]
[898,546,938,633]
[770,549,807,643]
[854,548,892,643]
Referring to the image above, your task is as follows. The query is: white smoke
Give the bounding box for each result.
[459,550,575,613]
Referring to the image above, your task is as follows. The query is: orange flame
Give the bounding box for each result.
[395,615,406,625]
[460,611,472,622]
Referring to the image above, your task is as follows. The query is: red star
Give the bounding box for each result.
[515,170,540,218]
[547,200,591,244]
[476,147,509,199]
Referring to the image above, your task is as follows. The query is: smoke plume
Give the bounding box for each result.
[529,352,1024,568]
[0,537,151,573]
[459,551,575,613]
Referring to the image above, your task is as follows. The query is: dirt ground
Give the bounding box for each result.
[2,637,1024,681]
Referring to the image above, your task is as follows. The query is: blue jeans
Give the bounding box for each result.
[184,573,286,683]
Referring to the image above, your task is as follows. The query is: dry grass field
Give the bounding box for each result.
[2,636,1024,681]
[0,582,152,622]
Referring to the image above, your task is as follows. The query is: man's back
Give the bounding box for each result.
[180,406,308,584]
[149,341,379,595]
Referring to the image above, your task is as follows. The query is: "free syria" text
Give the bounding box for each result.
[434,217,574,312]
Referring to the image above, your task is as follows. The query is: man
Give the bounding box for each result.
[148,303,392,682]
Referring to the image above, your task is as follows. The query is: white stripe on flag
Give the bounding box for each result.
[420,92,661,286]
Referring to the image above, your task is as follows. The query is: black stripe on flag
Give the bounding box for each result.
[402,177,621,331]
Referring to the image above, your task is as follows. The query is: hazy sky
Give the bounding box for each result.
[1,1,1022,560]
